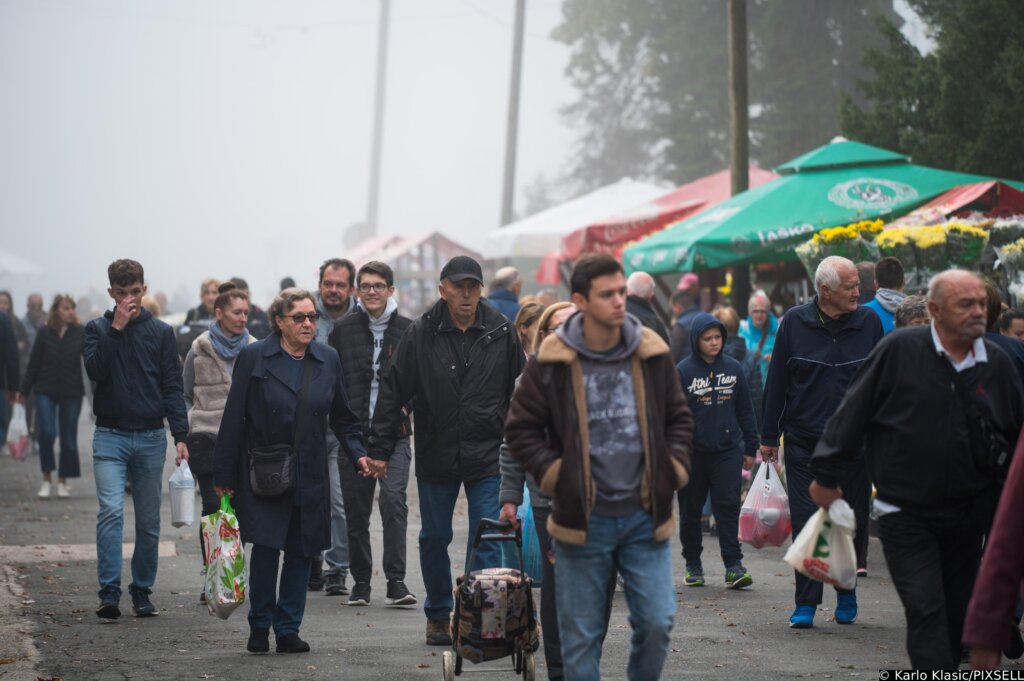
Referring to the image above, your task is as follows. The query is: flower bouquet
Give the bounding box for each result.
[853,219,885,243]
[944,222,989,269]
[795,239,823,282]
[987,218,1024,248]
[876,228,916,273]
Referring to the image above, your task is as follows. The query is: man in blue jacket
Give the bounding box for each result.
[760,256,882,628]
[486,266,522,322]
[84,259,189,620]
[677,312,758,589]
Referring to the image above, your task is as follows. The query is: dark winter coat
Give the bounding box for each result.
[811,325,1024,512]
[328,306,412,438]
[504,326,693,545]
[0,312,19,391]
[760,299,883,447]
[21,325,85,399]
[676,313,758,456]
[486,289,521,323]
[368,299,524,483]
[626,295,670,345]
[670,304,701,363]
[84,309,189,442]
[212,335,366,556]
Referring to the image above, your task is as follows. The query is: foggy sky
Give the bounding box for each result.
[0,0,573,312]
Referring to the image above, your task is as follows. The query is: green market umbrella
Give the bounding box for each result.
[624,139,1023,275]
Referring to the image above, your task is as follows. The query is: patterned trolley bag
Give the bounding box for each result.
[444,518,539,681]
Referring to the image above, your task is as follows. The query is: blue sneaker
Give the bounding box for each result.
[835,591,858,624]
[683,565,705,587]
[789,605,816,628]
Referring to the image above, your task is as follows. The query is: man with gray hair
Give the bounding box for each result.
[810,270,1024,668]
[487,266,522,322]
[760,255,882,629]
[626,271,670,344]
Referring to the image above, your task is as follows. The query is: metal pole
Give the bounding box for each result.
[499,0,526,227]
[366,0,391,238]
[728,0,751,315]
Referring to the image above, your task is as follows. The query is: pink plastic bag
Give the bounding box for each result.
[738,463,792,548]
[7,404,29,461]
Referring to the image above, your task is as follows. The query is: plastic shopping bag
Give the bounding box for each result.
[168,461,196,528]
[7,403,29,461]
[202,495,247,619]
[783,498,857,591]
[738,463,792,548]
[500,487,543,585]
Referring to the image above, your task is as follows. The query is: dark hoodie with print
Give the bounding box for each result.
[675,313,758,456]
[555,312,645,516]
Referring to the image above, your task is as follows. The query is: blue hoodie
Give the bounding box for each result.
[676,313,758,456]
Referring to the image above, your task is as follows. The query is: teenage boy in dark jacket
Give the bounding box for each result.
[330,261,416,608]
[83,259,189,620]
[368,255,524,646]
[676,312,758,589]
[505,254,693,681]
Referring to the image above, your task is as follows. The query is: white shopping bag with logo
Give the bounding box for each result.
[783,498,857,591]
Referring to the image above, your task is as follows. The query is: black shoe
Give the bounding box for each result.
[276,633,310,654]
[325,573,348,596]
[307,562,325,592]
[347,581,371,606]
[247,628,270,654]
[96,592,121,620]
[1005,619,1024,660]
[131,590,158,617]
[386,580,417,606]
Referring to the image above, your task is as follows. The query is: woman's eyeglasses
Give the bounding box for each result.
[288,313,320,324]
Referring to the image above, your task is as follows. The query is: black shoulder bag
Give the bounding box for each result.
[946,362,1013,480]
[249,358,313,497]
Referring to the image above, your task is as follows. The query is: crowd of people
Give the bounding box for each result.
[2,249,1024,678]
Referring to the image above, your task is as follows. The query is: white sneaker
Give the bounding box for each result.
[57,482,70,498]
[37,481,52,498]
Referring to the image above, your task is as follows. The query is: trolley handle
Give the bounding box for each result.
[474,518,521,546]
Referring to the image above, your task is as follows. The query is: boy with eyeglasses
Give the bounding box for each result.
[329,261,416,607]
[83,259,189,619]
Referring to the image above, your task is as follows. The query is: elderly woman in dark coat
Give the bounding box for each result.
[213,288,371,655]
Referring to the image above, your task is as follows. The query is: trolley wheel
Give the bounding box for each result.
[442,650,455,681]
[523,650,535,681]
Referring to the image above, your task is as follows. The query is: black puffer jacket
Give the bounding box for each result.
[329,306,412,438]
[368,298,524,483]
[21,325,85,399]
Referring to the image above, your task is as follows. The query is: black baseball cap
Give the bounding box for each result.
[440,255,483,284]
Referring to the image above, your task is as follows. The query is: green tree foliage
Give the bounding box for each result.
[841,0,1024,180]
[553,0,898,192]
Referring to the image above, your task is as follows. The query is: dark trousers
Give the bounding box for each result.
[35,395,82,478]
[878,495,995,669]
[248,510,312,637]
[678,447,743,568]
[339,438,411,583]
[785,437,870,606]
[196,473,219,564]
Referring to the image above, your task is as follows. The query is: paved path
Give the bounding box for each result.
[0,414,1013,680]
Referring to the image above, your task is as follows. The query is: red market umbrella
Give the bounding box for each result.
[560,166,778,260]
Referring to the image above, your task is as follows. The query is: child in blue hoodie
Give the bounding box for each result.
[676,312,759,588]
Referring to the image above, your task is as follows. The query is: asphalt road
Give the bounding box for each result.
[1,414,1018,681]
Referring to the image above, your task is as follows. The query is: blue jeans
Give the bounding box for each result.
[322,433,349,578]
[417,475,501,621]
[92,427,167,599]
[554,512,676,681]
[35,394,82,478]
[249,509,312,636]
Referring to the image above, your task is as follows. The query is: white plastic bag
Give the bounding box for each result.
[7,403,29,460]
[783,498,857,591]
[202,495,246,619]
[738,463,792,548]
[168,461,196,528]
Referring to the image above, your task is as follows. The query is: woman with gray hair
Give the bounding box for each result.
[213,288,370,655]
[738,290,778,384]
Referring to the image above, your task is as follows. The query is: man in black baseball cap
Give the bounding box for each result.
[368,254,525,645]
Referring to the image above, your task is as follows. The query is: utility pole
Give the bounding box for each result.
[366,0,391,239]
[728,0,751,315]
[499,0,526,227]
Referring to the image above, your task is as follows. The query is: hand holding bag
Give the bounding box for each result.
[249,358,312,497]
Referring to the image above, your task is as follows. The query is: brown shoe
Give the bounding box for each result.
[425,618,452,646]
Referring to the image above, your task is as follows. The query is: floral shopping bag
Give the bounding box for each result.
[202,495,246,619]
